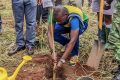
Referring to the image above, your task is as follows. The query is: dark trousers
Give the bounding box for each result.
[36,4,48,23]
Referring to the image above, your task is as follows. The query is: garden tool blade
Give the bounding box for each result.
[86,0,104,70]
[86,40,104,70]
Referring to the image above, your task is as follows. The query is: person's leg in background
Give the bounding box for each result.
[92,0,115,44]
[36,4,42,25]
[97,12,106,44]
[103,0,115,44]
[36,4,49,22]
[97,14,112,44]
[13,0,25,48]
[104,15,112,43]
[8,0,25,56]
[108,0,120,79]
[36,3,48,44]
[36,4,42,37]
[25,0,37,55]
[42,5,49,21]
[0,15,2,33]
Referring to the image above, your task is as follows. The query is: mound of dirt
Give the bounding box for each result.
[16,54,95,80]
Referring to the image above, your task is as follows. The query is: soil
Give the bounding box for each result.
[16,54,95,80]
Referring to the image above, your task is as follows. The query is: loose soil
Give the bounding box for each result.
[16,54,95,80]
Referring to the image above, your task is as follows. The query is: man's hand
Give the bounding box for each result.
[57,60,63,67]
[54,60,63,71]
[54,58,66,70]
[37,0,42,5]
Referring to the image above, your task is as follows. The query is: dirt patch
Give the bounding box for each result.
[16,54,95,80]
[2,17,14,28]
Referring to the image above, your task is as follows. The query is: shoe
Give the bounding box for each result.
[112,73,120,80]
[69,55,79,66]
[111,65,120,75]
[8,46,25,56]
[112,65,120,80]
[26,47,34,55]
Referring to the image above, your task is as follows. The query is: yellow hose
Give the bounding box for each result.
[0,56,32,80]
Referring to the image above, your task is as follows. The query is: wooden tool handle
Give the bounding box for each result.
[99,0,104,30]
[49,7,57,80]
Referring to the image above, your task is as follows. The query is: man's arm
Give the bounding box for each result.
[56,17,80,68]
[61,30,79,60]
[61,17,80,60]
[56,29,79,68]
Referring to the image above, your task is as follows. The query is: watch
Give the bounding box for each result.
[60,58,66,63]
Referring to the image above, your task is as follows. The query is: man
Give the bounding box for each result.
[8,0,37,56]
[48,5,88,68]
[92,0,115,44]
[107,0,120,79]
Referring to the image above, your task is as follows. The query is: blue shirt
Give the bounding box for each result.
[70,17,80,30]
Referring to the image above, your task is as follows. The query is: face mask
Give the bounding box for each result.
[56,15,68,24]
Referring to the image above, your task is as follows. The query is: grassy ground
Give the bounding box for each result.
[0,0,117,79]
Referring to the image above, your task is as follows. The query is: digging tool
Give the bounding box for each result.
[86,0,104,70]
[49,7,57,80]
[41,1,56,79]
[45,1,57,80]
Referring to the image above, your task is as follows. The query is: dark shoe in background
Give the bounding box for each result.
[8,46,25,56]
[112,74,120,80]
[26,47,34,55]
[112,65,120,75]
[112,65,120,80]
